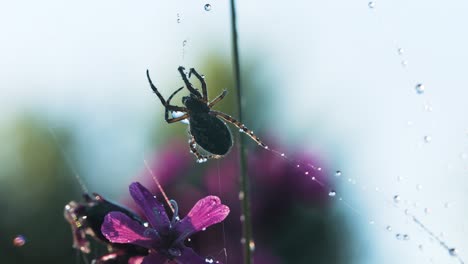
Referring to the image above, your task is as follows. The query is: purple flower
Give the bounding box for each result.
[101,182,230,264]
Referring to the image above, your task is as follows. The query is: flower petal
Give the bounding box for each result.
[101,211,159,249]
[129,182,171,233]
[141,252,168,264]
[128,256,145,264]
[175,247,211,264]
[174,196,229,242]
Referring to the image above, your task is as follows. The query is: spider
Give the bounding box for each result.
[146,66,268,162]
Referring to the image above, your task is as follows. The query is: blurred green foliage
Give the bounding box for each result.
[0,115,81,263]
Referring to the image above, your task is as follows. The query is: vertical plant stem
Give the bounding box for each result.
[229,1,254,264]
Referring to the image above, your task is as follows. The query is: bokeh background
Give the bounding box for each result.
[1,0,467,263]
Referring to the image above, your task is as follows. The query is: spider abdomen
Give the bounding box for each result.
[189,113,233,155]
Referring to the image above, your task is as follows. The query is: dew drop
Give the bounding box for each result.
[396,233,403,240]
[419,244,424,251]
[182,40,187,47]
[202,227,207,231]
[369,220,375,225]
[415,83,425,94]
[311,176,316,180]
[317,167,322,171]
[449,248,458,256]
[424,135,432,143]
[401,60,408,67]
[460,152,467,160]
[240,237,246,244]
[424,208,431,214]
[176,13,181,23]
[328,190,336,197]
[280,153,285,157]
[249,240,256,252]
[416,184,423,191]
[393,195,401,203]
[238,191,245,200]
[204,4,212,11]
[368,1,375,8]
[240,215,245,222]
[205,257,215,263]
[386,225,392,231]
[335,170,342,177]
[397,48,404,55]
[168,248,182,257]
[13,235,26,247]
[239,129,244,133]
[403,234,410,240]
[305,171,309,175]
[444,202,451,208]
[296,164,300,168]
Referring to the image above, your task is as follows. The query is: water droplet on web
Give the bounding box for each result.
[240,237,246,244]
[403,234,410,240]
[419,244,424,251]
[328,190,336,197]
[369,220,375,225]
[335,170,342,177]
[368,1,375,8]
[415,83,425,94]
[202,227,207,231]
[249,240,256,252]
[238,191,245,200]
[397,176,404,182]
[393,195,401,203]
[168,248,182,257]
[460,152,467,160]
[401,60,408,67]
[424,208,431,214]
[397,48,404,55]
[311,176,316,180]
[386,225,392,231]
[205,257,215,263]
[444,202,451,208]
[182,40,187,47]
[280,153,285,157]
[424,135,432,143]
[204,4,212,11]
[305,171,309,175]
[13,235,26,247]
[176,13,181,23]
[424,103,433,112]
[240,215,245,222]
[416,184,423,191]
[449,248,458,256]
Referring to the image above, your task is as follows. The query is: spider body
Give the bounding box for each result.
[147,66,267,162]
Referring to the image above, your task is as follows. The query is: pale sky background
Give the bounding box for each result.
[1,0,467,263]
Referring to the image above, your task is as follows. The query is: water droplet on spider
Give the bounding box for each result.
[204,4,212,11]
[415,83,425,94]
[386,225,392,231]
[449,248,458,256]
[393,195,401,203]
[328,190,336,197]
[397,48,404,55]
[205,257,215,263]
[335,170,342,177]
[424,135,432,143]
[368,1,375,8]
[13,235,26,247]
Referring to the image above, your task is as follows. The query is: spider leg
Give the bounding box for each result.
[188,68,208,101]
[178,66,204,100]
[166,113,189,124]
[165,87,187,122]
[146,70,188,113]
[210,110,268,149]
[208,89,228,107]
[188,134,222,162]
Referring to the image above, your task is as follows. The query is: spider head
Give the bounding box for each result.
[182,93,210,113]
